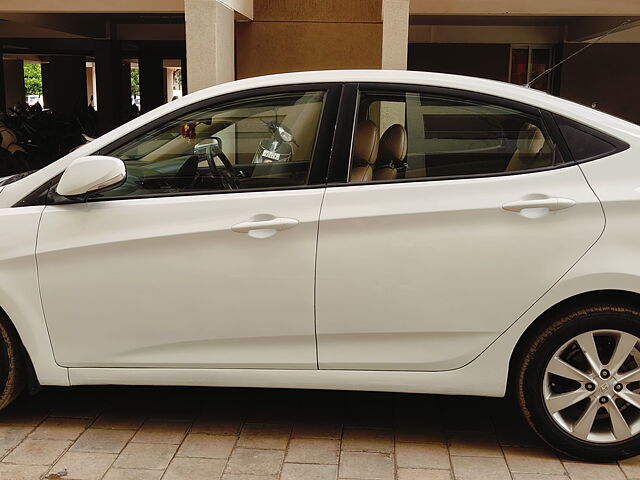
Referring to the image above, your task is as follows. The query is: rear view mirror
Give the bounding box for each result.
[56,156,126,199]
[194,137,222,157]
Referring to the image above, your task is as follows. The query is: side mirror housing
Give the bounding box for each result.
[56,156,126,199]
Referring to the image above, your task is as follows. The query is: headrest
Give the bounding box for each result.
[353,120,379,166]
[377,124,407,165]
[517,123,546,156]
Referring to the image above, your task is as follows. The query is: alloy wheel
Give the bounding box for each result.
[543,329,640,443]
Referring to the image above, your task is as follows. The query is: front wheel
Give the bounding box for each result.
[0,314,25,411]
[517,304,640,461]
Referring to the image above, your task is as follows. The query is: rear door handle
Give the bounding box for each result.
[502,197,576,213]
[231,217,299,237]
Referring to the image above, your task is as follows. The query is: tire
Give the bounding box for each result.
[0,314,25,411]
[517,303,640,461]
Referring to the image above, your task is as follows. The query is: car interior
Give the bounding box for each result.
[349,91,564,182]
[97,91,325,197]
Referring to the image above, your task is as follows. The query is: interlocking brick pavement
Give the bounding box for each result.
[0,386,632,479]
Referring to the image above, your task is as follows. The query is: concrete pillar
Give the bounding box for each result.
[381,0,410,70]
[3,59,25,110]
[0,48,5,114]
[181,56,188,96]
[165,67,177,101]
[86,64,95,108]
[95,40,124,134]
[42,56,87,117]
[121,61,131,116]
[139,53,164,113]
[185,0,235,92]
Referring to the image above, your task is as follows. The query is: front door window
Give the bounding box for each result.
[99,90,326,198]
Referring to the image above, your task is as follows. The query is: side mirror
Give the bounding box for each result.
[56,156,126,199]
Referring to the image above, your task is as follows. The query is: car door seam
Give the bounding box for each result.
[34,205,70,380]
[313,187,328,370]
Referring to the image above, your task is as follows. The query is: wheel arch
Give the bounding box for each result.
[0,305,41,394]
[507,289,640,396]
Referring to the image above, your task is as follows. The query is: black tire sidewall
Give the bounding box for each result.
[520,306,640,461]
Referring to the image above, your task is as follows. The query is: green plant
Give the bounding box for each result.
[23,63,42,95]
[131,67,140,96]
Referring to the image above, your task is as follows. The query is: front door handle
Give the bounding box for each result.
[502,197,576,213]
[231,216,299,238]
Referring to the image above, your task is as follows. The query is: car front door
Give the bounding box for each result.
[36,85,339,369]
[316,84,605,371]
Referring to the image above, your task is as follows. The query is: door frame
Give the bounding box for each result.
[326,82,578,186]
[40,83,344,207]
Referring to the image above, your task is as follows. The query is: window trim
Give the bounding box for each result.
[327,83,358,184]
[327,82,579,186]
[552,113,630,164]
[35,83,342,206]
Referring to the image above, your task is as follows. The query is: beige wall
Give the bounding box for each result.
[251,0,382,23]
[236,0,383,79]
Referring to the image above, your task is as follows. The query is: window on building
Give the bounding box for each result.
[509,46,553,92]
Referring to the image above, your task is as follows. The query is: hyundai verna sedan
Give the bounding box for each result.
[0,70,639,461]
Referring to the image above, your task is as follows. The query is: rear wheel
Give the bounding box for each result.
[517,304,640,461]
[0,314,25,410]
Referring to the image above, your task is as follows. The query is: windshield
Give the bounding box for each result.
[0,170,37,187]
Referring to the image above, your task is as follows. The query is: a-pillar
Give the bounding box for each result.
[42,56,87,117]
[184,0,235,93]
[3,59,25,110]
[95,40,125,134]
[139,53,164,114]
[381,0,410,70]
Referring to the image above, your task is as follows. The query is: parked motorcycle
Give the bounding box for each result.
[0,102,89,177]
[252,119,297,164]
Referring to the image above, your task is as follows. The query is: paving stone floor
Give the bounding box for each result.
[0,386,635,479]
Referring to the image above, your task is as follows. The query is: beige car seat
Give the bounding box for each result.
[350,120,379,182]
[372,124,408,181]
[505,123,551,172]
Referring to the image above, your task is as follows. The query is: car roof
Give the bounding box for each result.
[182,69,640,137]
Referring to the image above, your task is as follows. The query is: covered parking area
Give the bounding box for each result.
[0,0,407,137]
[0,2,238,135]
[2,0,640,175]
[407,0,640,122]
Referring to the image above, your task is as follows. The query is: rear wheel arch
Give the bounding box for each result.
[507,289,640,396]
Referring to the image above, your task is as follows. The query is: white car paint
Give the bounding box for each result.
[0,70,639,397]
[36,189,323,368]
[55,155,126,197]
[316,166,604,371]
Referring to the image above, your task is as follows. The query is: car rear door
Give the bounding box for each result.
[315,83,605,371]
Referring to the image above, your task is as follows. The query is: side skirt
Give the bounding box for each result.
[68,361,507,398]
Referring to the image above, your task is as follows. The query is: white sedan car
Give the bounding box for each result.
[0,70,638,461]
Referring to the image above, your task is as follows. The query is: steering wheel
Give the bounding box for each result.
[194,137,240,190]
